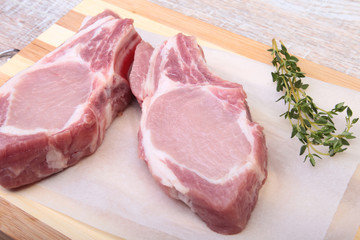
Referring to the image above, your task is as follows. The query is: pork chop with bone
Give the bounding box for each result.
[129,33,267,234]
[0,10,141,189]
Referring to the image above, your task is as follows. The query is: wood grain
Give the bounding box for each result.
[1,0,359,79]
[56,10,86,32]
[355,227,360,240]
[2,0,359,91]
[0,0,81,66]
[0,197,70,240]
[18,40,56,63]
[107,0,360,91]
[0,230,13,240]
[0,188,123,240]
[149,0,360,79]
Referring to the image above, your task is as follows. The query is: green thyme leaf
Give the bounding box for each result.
[300,145,307,155]
[269,39,358,166]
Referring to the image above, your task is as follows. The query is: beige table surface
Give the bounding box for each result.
[1,0,359,79]
[0,0,359,239]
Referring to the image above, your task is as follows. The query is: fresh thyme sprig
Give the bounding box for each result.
[268,39,358,166]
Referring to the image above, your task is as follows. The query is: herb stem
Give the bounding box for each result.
[269,39,358,166]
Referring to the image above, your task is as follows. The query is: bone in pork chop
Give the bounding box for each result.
[129,34,267,234]
[0,10,141,189]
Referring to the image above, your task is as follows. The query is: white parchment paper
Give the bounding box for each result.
[15,29,360,240]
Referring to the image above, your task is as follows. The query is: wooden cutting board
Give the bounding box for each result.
[0,0,359,239]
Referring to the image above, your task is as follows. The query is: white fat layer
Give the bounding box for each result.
[142,89,265,186]
[80,16,92,28]
[177,191,191,206]
[150,75,179,102]
[144,38,176,98]
[6,166,25,178]
[141,125,189,194]
[0,78,16,95]
[46,146,68,170]
[219,111,266,184]
[62,102,88,130]
[0,125,53,135]
[143,46,160,97]
[142,121,252,187]
[236,111,267,182]
[104,102,113,129]
[41,16,117,63]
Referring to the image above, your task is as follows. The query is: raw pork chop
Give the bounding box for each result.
[0,10,141,189]
[129,34,267,234]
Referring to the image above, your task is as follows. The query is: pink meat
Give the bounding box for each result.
[0,10,141,189]
[129,34,267,235]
